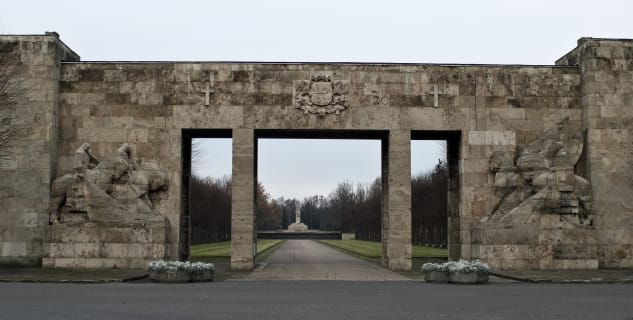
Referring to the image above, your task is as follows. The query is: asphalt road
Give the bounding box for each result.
[246,240,408,281]
[1,281,632,320]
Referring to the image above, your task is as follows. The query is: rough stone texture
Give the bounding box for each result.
[230,128,255,270]
[382,129,412,270]
[0,35,79,267]
[49,143,169,224]
[42,220,169,268]
[43,142,170,268]
[473,118,597,270]
[2,34,632,270]
[557,38,633,268]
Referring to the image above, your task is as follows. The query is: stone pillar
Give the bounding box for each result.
[446,135,462,261]
[382,130,412,270]
[0,34,79,267]
[230,128,256,270]
[557,38,633,268]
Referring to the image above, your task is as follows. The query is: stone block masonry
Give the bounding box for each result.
[0,33,631,270]
[0,34,79,267]
[43,221,169,268]
[557,38,633,268]
[230,128,256,270]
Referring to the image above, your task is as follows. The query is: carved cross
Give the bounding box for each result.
[428,85,444,108]
[200,74,215,106]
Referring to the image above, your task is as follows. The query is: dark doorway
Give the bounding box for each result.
[180,129,232,261]
[411,131,461,261]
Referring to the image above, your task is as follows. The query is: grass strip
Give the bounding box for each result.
[318,240,447,258]
[256,240,285,263]
[190,240,283,258]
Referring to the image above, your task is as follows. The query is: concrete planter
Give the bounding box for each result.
[191,270,214,282]
[449,272,489,284]
[424,270,450,283]
[149,271,192,283]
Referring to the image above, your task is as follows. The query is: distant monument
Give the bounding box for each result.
[287,205,308,232]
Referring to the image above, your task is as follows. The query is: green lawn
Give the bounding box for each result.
[190,240,282,258]
[319,240,447,258]
[412,244,448,258]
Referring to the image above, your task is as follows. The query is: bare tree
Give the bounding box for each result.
[190,175,232,244]
[437,140,447,163]
[411,161,448,247]
[0,41,21,161]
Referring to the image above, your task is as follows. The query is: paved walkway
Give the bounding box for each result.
[243,240,409,281]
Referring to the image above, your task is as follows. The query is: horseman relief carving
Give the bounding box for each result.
[49,143,168,224]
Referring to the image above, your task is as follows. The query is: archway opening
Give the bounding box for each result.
[411,131,461,265]
[411,139,449,268]
[180,129,232,265]
[254,130,386,267]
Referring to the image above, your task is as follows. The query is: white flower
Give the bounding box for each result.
[421,260,489,274]
[148,260,215,272]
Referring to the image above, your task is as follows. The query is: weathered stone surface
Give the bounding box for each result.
[49,143,169,224]
[0,34,79,267]
[42,220,169,268]
[383,129,412,270]
[481,118,593,227]
[44,141,170,268]
[474,118,597,269]
[230,128,255,270]
[294,74,349,116]
[1,34,632,270]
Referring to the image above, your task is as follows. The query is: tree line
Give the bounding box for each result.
[190,162,447,246]
[411,161,448,247]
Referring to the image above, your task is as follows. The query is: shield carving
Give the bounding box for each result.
[309,81,333,106]
[294,74,349,116]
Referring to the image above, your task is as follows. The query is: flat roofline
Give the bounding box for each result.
[0,34,80,61]
[579,37,633,42]
[62,60,578,68]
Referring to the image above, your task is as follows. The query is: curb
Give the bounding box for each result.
[0,273,149,284]
[490,272,541,283]
[490,272,633,284]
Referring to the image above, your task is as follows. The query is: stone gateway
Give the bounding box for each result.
[1,33,632,271]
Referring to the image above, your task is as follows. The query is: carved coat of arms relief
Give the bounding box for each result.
[294,74,349,116]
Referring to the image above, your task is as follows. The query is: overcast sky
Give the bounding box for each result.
[2,0,631,63]
[3,0,631,199]
[193,138,445,199]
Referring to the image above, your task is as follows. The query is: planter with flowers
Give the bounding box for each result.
[421,262,451,283]
[421,260,490,284]
[148,260,215,283]
[447,260,490,283]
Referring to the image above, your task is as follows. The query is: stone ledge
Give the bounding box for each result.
[46,220,169,244]
[43,257,153,269]
[492,268,633,283]
[43,220,170,269]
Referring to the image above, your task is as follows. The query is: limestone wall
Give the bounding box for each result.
[558,38,633,268]
[0,34,79,266]
[7,34,631,271]
[55,60,581,267]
